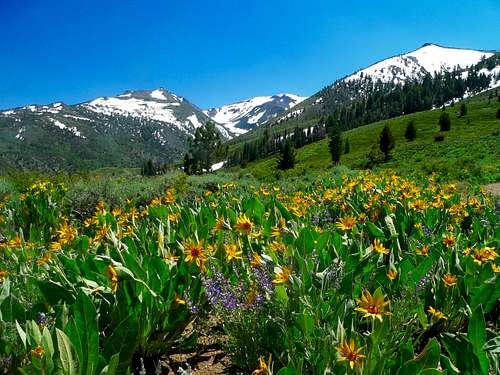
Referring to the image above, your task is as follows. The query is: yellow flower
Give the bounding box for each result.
[106,264,119,293]
[168,212,180,222]
[234,215,253,235]
[336,339,366,370]
[269,241,286,252]
[336,216,357,231]
[174,292,186,305]
[49,241,63,252]
[0,270,9,282]
[271,218,287,238]
[31,345,44,358]
[57,222,77,245]
[224,243,243,262]
[372,239,390,255]
[213,215,228,233]
[273,266,292,284]
[472,247,498,265]
[182,239,207,269]
[427,306,448,321]
[355,289,391,322]
[442,234,455,248]
[252,354,272,375]
[164,189,176,204]
[251,252,262,268]
[416,245,430,256]
[387,269,398,281]
[441,273,457,287]
[492,263,500,273]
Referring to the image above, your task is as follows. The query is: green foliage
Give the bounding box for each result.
[379,125,395,161]
[496,107,500,120]
[439,111,451,131]
[460,103,468,117]
[276,140,296,170]
[405,120,417,141]
[344,137,350,154]
[328,127,342,164]
[183,121,226,175]
[141,159,156,177]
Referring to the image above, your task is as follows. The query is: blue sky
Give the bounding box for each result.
[1,0,499,110]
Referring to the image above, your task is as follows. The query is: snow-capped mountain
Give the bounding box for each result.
[270,43,499,127]
[0,88,231,171]
[345,43,494,84]
[204,93,306,136]
[80,88,231,138]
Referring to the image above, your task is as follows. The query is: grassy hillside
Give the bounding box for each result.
[239,89,500,183]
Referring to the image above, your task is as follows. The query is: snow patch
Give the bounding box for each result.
[345,44,494,84]
[150,89,168,101]
[211,161,225,171]
[49,118,86,138]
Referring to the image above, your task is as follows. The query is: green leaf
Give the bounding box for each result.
[468,305,488,375]
[65,291,99,375]
[367,222,385,238]
[15,320,27,349]
[469,283,500,314]
[38,280,75,306]
[468,305,486,352]
[56,328,77,375]
[417,370,444,375]
[396,338,441,375]
[100,353,120,375]
[274,198,292,221]
[276,367,296,375]
[102,315,139,374]
[439,354,460,375]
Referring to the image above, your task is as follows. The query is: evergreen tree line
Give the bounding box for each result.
[227,123,327,166]
[326,65,496,131]
[228,53,499,168]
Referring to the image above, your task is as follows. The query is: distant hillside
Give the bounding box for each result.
[203,93,306,137]
[227,47,500,166]
[239,89,500,184]
[0,88,226,172]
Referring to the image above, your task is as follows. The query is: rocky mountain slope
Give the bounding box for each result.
[203,93,306,136]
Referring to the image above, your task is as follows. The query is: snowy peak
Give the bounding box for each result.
[346,43,494,84]
[204,93,307,137]
[79,88,230,138]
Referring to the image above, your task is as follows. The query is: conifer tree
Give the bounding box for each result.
[379,125,395,161]
[459,103,467,117]
[183,121,224,175]
[276,140,296,170]
[328,127,343,165]
[439,111,451,131]
[344,137,350,154]
[405,120,417,141]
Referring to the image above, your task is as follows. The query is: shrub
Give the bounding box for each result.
[379,125,395,161]
[439,112,451,131]
[405,120,417,141]
[434,132,445,142]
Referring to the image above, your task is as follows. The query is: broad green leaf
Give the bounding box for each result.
[65,291,99,375]
[396,338,441,375]
[276,367,296,375]
[56,328,77,375]
[16,320,27,349]
[439,355,460,375]
[102,315,139,374]
[100,353,120,375]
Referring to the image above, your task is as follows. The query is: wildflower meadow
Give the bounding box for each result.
[0,172,498,374]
